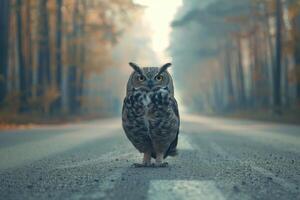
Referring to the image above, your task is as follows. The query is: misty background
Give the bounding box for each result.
[0,0,299,124]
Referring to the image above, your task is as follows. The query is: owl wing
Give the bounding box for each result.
[164,97,180,158]
[122,94,153,153]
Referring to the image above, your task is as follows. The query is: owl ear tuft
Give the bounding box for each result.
[129,62,143,75]
[158,63,172,75]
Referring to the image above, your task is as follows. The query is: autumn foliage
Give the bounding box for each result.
[0,0,140,116]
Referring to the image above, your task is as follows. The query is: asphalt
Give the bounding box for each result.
[0,115,299,200]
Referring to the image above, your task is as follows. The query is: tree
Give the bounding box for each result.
[37,1,51,93]
[274,0,283,112]
[0,0,10,104]
[0,0,142,116]
[170,0,300,114]
[55,0,63,111]
[289,1,300,103]
[16,0,28,111]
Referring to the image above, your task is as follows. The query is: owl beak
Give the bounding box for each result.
[147,80,154,89]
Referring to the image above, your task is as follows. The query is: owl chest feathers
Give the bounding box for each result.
[141,93,151,133]
[138,90,163,132]
[123,88,172,133]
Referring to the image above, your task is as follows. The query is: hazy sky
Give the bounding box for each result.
[131,0,185,111]
[133,0,183,62]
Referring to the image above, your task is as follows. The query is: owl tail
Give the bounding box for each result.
[164,134,179,158]
[165,148,178,157]
[150,149,178,159]
[150,133,179,159]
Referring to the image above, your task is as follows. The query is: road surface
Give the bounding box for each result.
[0,115,299,200]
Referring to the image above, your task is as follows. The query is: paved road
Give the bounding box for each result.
[0,115,299,200]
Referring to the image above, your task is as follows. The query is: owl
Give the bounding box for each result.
[122,62,180,167]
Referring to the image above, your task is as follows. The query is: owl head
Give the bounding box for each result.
[126,62,174,95]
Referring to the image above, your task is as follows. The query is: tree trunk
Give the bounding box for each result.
[236,37,246,107]
[0,0,10,104]
[16,0,27,111]
[292,13,300,104]
[273,0,283,112]
[224,44,235,110]
[68,0,79,113]
[55,0,63,111]
[262,1,275,106]
[25,0,33,99]
[76,0,87,111]
[37,0,51,96]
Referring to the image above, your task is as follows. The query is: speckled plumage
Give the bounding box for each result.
[122,63,180,167]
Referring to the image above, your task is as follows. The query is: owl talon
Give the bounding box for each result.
[132,163,151,168]
[151,162,169,168]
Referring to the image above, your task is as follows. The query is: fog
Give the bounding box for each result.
[0,0,299,122]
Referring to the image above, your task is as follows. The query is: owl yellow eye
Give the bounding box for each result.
[138,76,145,82]
[155,75,163,81]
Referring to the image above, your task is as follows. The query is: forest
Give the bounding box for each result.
[0,0,154,119]
[0,0,300,122]
[170,0,300,115]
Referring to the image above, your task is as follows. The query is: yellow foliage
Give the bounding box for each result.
[2,91,21,113]
[41,86,60,114]
[288,2,300,20]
